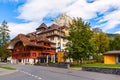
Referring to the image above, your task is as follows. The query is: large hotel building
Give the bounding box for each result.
[8,14,72,64]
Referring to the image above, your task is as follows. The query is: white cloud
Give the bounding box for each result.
[97,10,120,31]
[17,0,74,22]
[115,31,120,34]
[8,21,39,39]
[90,0,120,32]
[9,0,120,38]
[64,0,97,19]
[65,0,120,32]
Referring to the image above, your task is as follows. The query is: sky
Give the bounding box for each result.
[0,0,120,39]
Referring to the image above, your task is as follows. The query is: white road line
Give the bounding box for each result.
[27,73,31,76]
[20,70,42,80]
[34,76,38,78]
[25,72,28,74]
[38,77,42,79]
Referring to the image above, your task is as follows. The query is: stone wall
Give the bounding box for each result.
[49,63,70,68]
[35,63,70,69]
[82,66,120,75]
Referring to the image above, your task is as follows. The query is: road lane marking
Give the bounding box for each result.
[34,76,38,78]
[19,70,42,80]
[27,73,31,76]
[38,77,42,79]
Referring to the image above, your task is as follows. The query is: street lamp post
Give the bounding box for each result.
[51,13,66,51]
[60,25,62,51]
[59,13,66,52]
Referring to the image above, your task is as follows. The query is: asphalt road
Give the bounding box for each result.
[0,64,120,80]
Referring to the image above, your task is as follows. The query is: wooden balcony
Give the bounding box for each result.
[41,50,52,53]
[13,50,30,54]
[41,50,56,55]
[51,45,56,48]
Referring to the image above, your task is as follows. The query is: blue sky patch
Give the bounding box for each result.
[0,0,120,38]
[86,0,95,3]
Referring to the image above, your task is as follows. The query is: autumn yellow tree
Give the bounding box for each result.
[92,32,109,53]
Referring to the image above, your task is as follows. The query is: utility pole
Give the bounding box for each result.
[60,13,66,52]
[60,24,62,51]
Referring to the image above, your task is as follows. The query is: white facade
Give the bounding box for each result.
[11,58,38,65]
[51,13,72,52]
[48,36,68,52]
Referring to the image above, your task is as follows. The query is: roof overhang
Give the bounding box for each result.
[104,50,120,55]
[7,39,21,49]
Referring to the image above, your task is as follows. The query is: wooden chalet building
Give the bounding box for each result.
[8,22,70,64]
[7,14,75,64]
[8,13,73,64]
[36,23,69,52]
[8,33,56,64]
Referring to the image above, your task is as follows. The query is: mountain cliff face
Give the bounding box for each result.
[52,13,73,27]
[53,14,118,39]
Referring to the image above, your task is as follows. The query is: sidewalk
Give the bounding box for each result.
[0,68,17,76]
[70,67,82,70]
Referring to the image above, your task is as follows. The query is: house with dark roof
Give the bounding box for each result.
[8,14,72,64]
[8,34,56,64]
[7,22,69,64]
[104,50,120,64]
[35,23,69,52]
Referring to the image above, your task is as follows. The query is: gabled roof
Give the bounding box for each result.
[35,35,55,44]
[35,23,65,36]
[36,23,48,30]
[104,50,120,55]
[48,24,60,30]
[61,25,69,29]
[8,33,55,49]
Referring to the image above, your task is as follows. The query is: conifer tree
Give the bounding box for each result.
[0,21,11,61]
[0,21,10,47]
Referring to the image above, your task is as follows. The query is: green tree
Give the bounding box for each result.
[0,21,10,47]
[0,21,11,61]
[66,18,95,65]
[92,32,109,53]
[110,34,120,50]
[109,38,115,50]
[0,47,11,60]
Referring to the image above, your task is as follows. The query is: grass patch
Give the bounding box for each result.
[70,64,81,68]
[83,63,120,68]
[70,63,120,68]
[0,66,16,70]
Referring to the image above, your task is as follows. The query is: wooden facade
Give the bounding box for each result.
[8,22,69,64]
[36,23,69,52]
[8,34,56,64]
[104,50,120,64]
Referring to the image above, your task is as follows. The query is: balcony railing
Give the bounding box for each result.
[51,45,56,48]
[13,50,30,53]
[41,50,51,53]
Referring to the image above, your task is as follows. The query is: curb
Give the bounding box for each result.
[70,68,82,70]
[0,70,18,76]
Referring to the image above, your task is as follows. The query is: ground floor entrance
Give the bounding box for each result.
[37,55,56,64]
[11,54,56,64]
